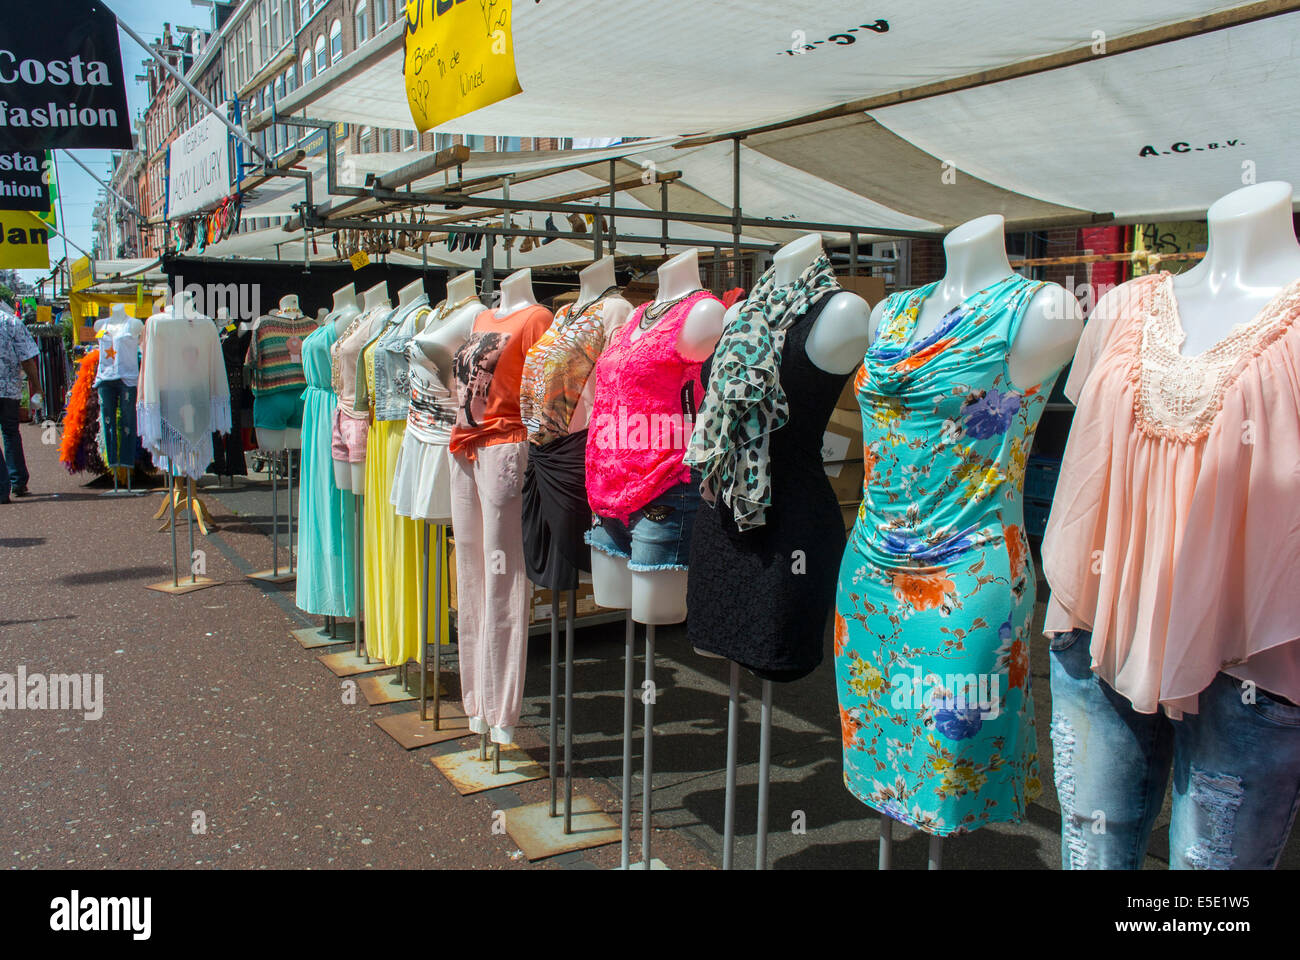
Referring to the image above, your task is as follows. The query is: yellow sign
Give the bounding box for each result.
[403,0,523,132]
[70,256,94,292]
[0,210,51,270]
[349,250,370,270]
[36,305,52,324]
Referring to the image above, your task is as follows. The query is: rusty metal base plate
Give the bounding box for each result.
[431,745,546,795]
[291,624,355,649]
[616,859,670,871]
[247,568,296,584]
[374,703,472,749]
[358,673,448,706]
[504,796,621,861]
[318,650,392,677]
[145,577,220,595]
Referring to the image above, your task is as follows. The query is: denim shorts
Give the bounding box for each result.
[585,480,698,572]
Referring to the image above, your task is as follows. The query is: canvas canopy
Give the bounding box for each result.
[253,0,1299,229]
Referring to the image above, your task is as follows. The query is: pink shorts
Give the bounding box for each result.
[332,408,370,464]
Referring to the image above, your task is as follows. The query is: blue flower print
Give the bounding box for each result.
[961,389,1021,439]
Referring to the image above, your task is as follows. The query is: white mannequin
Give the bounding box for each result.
[414,273,485,385]
[567,256,633,436]
[331,283,360,336]
[397,277,425,310]
[1169,182,1300,353]
[869,214,1083,390]
[497,268,538,314]
[590,248,725,625]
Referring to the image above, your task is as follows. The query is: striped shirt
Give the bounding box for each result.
[245,314,317,396]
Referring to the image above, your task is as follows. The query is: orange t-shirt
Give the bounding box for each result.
[449,303,553,457]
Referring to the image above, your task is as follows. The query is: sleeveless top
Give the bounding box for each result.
[851,273,1049,567]
[687,294,850,680]
[586,289,719,521]
[1043,272,1300,716]
[331,308,379,418]
[405,341,458,444]
[520,296,625,446]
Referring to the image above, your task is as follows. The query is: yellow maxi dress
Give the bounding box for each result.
[362,341,438,666]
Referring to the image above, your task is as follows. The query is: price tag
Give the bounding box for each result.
[225,323,236,332]
[350,251,370,270]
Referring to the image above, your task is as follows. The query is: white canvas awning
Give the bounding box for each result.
[256,0,1300,227]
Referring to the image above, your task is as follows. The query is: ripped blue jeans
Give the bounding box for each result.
[1049,628,1300,869]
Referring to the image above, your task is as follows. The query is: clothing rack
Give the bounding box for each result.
[27,323,71,420]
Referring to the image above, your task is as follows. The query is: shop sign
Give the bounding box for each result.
[0,1,132,150]
[403,0,522,131]
[0,149,51,211]
[0,209,50,269]
[70,254,92,291]
[166,108,233,220]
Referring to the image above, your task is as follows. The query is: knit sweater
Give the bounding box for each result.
[246,314,317,396]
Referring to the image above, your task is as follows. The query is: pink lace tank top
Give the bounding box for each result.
[585,290,718,521]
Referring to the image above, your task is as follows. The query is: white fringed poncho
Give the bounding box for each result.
[136,308,232,479]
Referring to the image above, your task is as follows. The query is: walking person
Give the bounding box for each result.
[0,299,43,504]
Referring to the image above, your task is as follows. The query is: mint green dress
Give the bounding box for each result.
[834,274,1055,836]
[295,323,355,617]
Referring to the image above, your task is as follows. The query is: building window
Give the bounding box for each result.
[299,0,310,28]
[301,51,313,83]
[463,134,485,151]
[375,0,389,27]
[401,129,415,150]
[354,0,369,43]
[282,0,294,36]
[269,0,281,49]
[259,2,270,57]
[359,126,372,153]
[314,35,326,74]
[434,132,452,151]
[329,19,343,62]
[496,136,521,152]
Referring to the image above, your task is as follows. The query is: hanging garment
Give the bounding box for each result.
[92,317,143,388]
[391,332,458,523]
[330,308,376,466]
[687,289,849,682]
[294,323,355,618]
[449,302,552,742]
[519,293,628,590]
[834,274,1052,837]
[211,326,251,476]
[585,290,718,522]
[96,379,137,469]
[137,310,232,480]
[246,313,316,434]
[1043,273,1300,716]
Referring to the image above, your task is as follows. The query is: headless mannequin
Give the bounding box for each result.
[1169,182,1300,352]
[414,272,484,388]
[590,248,725,625]
[694,233,869,665]
[396,278,426,311]
[568,256,633,435]
[870,215,1083,389]
[497,267,539,314]
[258,294,311,451]
[330,283,360,336]
[332,283,391,490]
[103,302,143,337]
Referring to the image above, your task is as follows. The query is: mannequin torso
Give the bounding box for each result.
[568,256,632,435]
[869,215,1083,390]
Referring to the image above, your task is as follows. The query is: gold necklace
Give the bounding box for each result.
[432,295,480,325]
[640,289,702,330]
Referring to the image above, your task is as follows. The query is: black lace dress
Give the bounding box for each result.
[686,295,851,682]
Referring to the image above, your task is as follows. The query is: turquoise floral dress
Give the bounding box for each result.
[834,274,1054,836]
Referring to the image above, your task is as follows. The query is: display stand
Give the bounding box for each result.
[146,469,218,595]
[247,448,297,583]
[154,474,214,534]
[718,671,779,870]
[100,464,143,498]
[374,520,473,748]
[291,618,354,650]
[878,815,944,871]
[504,588,619,861]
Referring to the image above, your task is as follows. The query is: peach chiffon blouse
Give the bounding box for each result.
[1043,272,1300,717]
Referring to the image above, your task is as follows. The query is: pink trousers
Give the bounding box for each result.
[449,440,531,744]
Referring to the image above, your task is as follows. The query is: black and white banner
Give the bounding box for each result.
[0,0,132,150]
[0,149,50,211]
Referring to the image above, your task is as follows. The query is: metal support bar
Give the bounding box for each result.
[732,137,743,286]
[115,12,268,165]
[61,150,146,222]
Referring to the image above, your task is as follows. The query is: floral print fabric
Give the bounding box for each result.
[835,273,1053,836]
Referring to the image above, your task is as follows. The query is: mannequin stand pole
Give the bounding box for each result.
[479,731,488,762]
[286,449,295,574]
[642,623,656,870]
[563,587,576,835]
[432,527,443,727]
[248,451,295,583]
[879,813,892,870]
[620,613,634,869]
[494,742,501,776]
[929,836,944,871]
[419,520,430,719]
[271,452,279,576]
[548,594,559,817]
[353,495,363,659]
[722,661,740,870]
[755,679,772,870]
[186,478,197,585]
[169,470,178,588]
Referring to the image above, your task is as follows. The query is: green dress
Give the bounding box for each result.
[295,323,355,617]
[834,273,1055,836]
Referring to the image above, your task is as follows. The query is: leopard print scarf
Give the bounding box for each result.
[686,254,839,530]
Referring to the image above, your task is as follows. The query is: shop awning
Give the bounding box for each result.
[261,0,1300,226]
